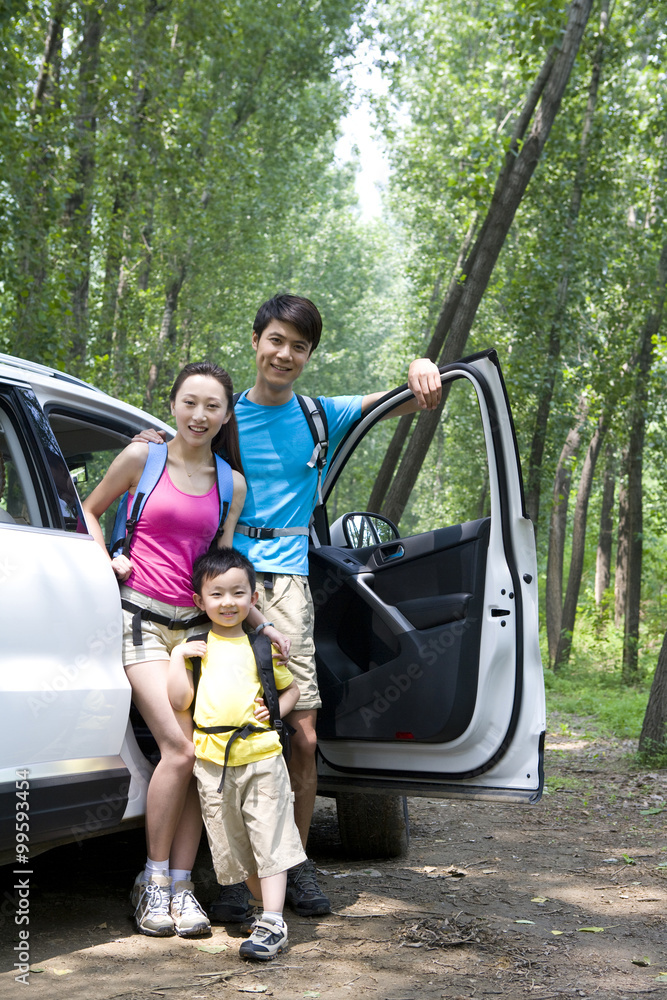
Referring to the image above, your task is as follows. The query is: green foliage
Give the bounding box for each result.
[544,660,650,741]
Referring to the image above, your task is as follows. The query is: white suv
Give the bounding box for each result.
[0,350,545,865]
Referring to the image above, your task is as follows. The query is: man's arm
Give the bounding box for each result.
[361,358,442,417]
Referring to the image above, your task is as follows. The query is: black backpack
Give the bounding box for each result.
[188,629,294,793]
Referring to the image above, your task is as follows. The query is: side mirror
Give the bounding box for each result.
[342,512,400,548]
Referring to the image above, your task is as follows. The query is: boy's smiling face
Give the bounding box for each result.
[194,568,258,636]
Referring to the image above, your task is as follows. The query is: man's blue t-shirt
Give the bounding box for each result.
[233,391,363,575]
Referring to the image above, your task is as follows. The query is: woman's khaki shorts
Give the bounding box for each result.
[195,754,306,883]
[120,586,205,666]
[255,573,320,710]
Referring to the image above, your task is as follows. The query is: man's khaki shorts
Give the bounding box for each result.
[255,573,320,711]
[195,754,306,883]
[120,586,205,666]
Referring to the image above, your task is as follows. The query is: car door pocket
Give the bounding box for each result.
[395,592,472,630]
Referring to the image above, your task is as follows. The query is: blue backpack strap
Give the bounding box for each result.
[212,453,234,542]
[108,442,168,558]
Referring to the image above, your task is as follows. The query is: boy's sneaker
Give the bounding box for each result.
[131,872,174,937]
[209,881,253,923]
[239,916,288,961]
[170,880,211,937]
[285,859,331,916]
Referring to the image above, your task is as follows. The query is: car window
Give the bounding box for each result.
[326,375,489,534]
[48,412,130,543]
[0,412,37,526]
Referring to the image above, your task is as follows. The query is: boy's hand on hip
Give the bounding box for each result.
[253,696,269,722]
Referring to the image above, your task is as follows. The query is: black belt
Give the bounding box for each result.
[121,599,209,647]
[194,722,279,793]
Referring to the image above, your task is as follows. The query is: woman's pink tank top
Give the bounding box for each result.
[126,467,220,605]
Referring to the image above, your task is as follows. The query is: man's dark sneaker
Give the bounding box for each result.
[285,859,331,916]
[208,881,253,923]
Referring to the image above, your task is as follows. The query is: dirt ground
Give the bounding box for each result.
[1,724,666,1000]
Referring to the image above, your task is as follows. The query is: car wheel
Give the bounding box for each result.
[335,792,410,859]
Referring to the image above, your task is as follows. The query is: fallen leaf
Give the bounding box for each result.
[632,957,651,967]
[655,973,667,983]
[96,922,107,929]
[304,993,321,998]
[53,968,73,975]
[551,930,564,936]
[578,927,605,933]
[531,896,548,903]
[360,868,382,877]
[197,943,228,954]
[640,807,664,815]
[622,854,636,865]
[29,967,46,974]
[515,919,535,925]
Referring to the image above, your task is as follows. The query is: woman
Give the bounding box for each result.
[83,361,285,939]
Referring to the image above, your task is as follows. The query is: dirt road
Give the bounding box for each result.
[1,728,666,1000]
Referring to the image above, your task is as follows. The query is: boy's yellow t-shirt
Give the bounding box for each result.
[186,631,294,768]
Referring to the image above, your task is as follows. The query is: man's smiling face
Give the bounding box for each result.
[252,319,312,393]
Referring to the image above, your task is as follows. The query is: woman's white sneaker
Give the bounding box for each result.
[170,880,211,937]
[132,872,174,937]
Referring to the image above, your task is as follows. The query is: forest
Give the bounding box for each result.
[1,0,667,752]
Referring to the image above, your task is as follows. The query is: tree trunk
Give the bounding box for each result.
[369,219,477,513]
[546,398,587,667]
[380,0,595,526]
[623,238,667,683]
[144,258,188,407]
[594,442,615,607]
[639,630,667,755]
[615,462,629,627]
[12,4,67,361]
[63,1,104,368]
[554,408,609,669]
[523,0,609,532]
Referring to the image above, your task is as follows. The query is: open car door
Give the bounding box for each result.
[311,350,545,805]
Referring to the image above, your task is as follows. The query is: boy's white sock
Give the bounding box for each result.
[170,868,192,890]
[145,857,169,879]
[262,910,285,927]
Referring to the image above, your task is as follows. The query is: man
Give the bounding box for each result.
[211,293,442,919]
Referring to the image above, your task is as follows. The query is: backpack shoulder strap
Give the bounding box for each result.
[247,629,280,727]
[109,441,168,558]
[187,632,211,717]
[212,453,234,538]
[295,395,329,505]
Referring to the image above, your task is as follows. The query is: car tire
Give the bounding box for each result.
[335,792,410,859]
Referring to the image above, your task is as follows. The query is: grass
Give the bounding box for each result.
[540,611,661,744]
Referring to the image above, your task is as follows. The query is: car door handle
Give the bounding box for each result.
[376,543,405,564]
[346,573,414,636]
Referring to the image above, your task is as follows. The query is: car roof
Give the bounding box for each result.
[0,353,173,434]
[0,353,104,392]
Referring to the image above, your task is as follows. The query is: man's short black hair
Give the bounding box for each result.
[192,547,256,595]
[253,293,322,352]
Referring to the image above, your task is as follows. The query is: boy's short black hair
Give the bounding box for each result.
[253,293,322,353]
[192,547,256,595]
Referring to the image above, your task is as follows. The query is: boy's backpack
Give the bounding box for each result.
[232,392,329,542]
[188,629,294,793]
[109,441,234,559]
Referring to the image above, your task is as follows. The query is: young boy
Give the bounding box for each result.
[168,547,305,961]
